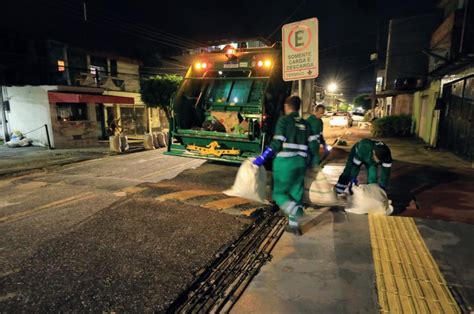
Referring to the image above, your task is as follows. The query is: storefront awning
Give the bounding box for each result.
[48,92,134,104]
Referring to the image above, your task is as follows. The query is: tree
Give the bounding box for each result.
[338,103,349,112]
[140,74,183,120]
[353,94,372,111]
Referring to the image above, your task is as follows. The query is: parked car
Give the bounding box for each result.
[329,112,353,128]
[351,111,365,122]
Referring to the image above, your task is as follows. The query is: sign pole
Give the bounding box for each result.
[298,79,303,116]
[282,17,319,117]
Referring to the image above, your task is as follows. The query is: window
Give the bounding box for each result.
[229,80,252,104]
[206,79,267,104]
[57,60,65,72]
[56,103,88,121]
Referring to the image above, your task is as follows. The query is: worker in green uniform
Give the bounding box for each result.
[306,104,329,166]
[335,138,393,195]
[253,96,319,235]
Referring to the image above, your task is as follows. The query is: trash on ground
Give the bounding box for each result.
[5,131,33,148]
[223,159,268,204]
[303,168,339,206]
[345,183,393,215]
[109,135,129,153]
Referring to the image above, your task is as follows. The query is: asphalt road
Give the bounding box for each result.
[0,149,253,311]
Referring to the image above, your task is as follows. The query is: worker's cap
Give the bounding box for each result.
[374,142,392,164]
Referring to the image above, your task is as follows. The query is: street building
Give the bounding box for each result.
[0,34,166,148]
[376,13,441,118]
[418,0,474,160]
[374,1,473,163]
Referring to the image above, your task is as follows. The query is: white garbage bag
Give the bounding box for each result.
[109,135,121,152]
[18,138,32,147]
[143,133,155,150]
[157,132,167,147]
[120,135,129,152]
[223,159,268,204]
[152,132,160,148]
[345,184,393,215]
[303,169,339,206]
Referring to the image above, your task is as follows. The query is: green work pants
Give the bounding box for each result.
[272,155,306,219]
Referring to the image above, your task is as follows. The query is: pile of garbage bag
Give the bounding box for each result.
[4,131,32,148]
[143,131,169,150]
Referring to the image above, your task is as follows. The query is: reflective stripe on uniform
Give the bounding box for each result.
[273,135,287,142]
[382,162,392,168]
[288,219,299,226]
[290,204,301,216]
[283,143,308,151]
[276,151,308,158]
[336,183,347,193]
[353,157,362,165]
[281,201,296,215]
[308,135,319,142]
[336,187,345,193]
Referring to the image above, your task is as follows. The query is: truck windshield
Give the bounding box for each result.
[207,79,266,105]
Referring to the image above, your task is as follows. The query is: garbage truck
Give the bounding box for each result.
[165,43,292,163]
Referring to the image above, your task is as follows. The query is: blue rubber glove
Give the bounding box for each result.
[253,147,274,167]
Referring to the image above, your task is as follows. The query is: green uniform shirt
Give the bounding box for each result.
[306,115,326,166]
[306,115,325,145]
[269,112,319,162]
[352,139,392,186]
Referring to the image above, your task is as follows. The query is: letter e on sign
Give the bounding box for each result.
[282,18,319,81]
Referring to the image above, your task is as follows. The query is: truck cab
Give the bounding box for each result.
[166,44,291,163]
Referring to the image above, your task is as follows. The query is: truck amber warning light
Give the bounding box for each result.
[256,59,271,68]
[194,62,208,70]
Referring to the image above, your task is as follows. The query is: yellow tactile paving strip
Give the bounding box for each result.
[369,215,461,314]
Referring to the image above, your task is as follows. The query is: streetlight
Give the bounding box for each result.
[327,82,339,112]
[327,82,338,93]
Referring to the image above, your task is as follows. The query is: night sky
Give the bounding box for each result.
[1,0,440,99]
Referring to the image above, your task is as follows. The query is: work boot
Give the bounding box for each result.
[285,209,304,236]
[285,224,302,236]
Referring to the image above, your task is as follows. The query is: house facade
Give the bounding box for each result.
[413,0,473,161]
[376,13,441,120]
[0,36,166,148]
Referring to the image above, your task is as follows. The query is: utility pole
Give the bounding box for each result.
[83,2,87,22]
[371,20,380,116]
[0,86,9,141]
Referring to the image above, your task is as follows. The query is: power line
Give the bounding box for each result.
[47,0,200,48]
[266,0,307,41]
[60,0,205,48]
[39,0,201,50]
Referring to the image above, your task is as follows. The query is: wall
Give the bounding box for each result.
[117,61,140,93]
[393,94,414,115]
[413,81,441,145]
[385,14,441,90]
[50,102,99,148]
[3,86,55,146]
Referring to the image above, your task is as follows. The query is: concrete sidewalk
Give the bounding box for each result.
[233,212,473,313]
[233,135,474,313]
[0,146,110,177]
[324,136,474,224]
